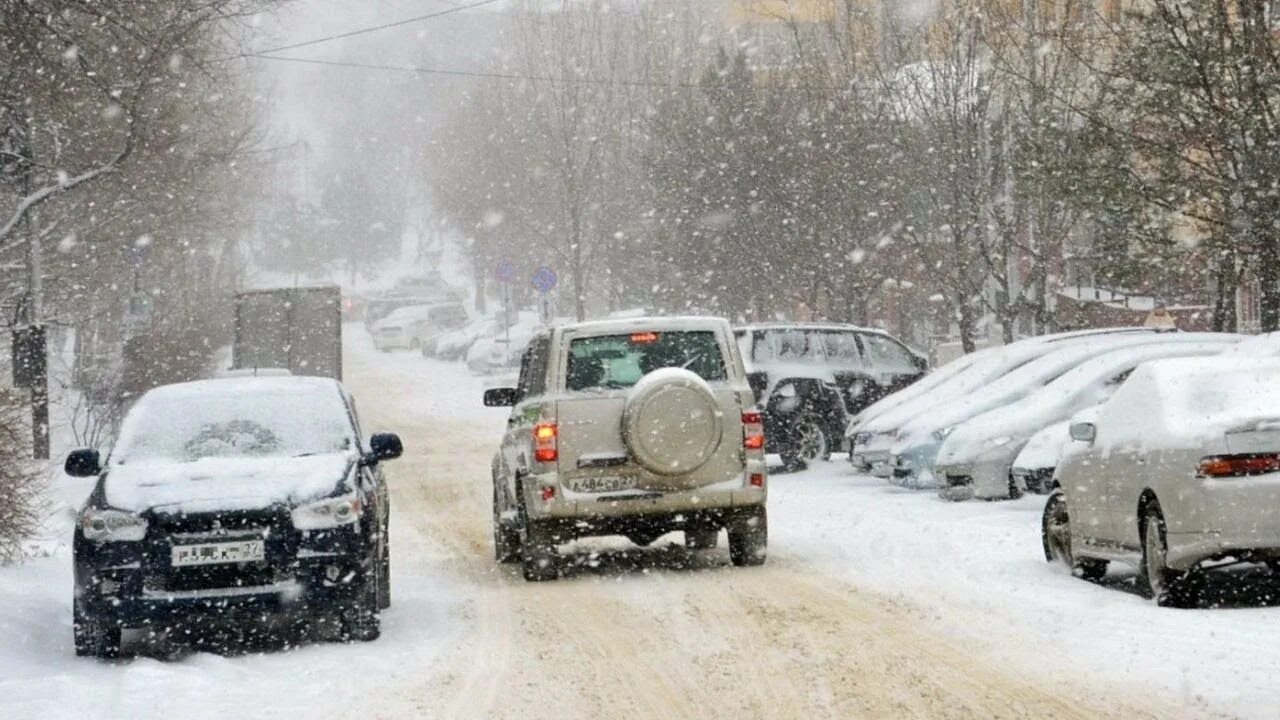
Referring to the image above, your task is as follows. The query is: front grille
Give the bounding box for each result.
[946,474,973,488]
[143,507,297,593]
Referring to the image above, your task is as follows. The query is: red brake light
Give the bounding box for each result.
[534,422,558,463]
[742,411,765,451]
[1197,454,1280,478]
[630,332,659,344]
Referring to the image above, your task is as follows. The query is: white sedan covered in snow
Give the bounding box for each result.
[933,340,1238,500]
[1044,356,1280,605]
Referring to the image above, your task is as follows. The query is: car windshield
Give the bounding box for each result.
[566,331,727,390]
[112,388,356,464]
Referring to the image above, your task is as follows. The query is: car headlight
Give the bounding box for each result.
[986,435,1013,448]
[292,495,362,530]
[80,508,148,542]
[932,426,955,441]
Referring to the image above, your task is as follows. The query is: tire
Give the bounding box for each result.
[340,567,381,641]
[493,486,521,564]
[728,506,768,567]
[377,530,391,611]
[521,521,558,582]
[791,414,831,466]
[685,528,719,550]
[1041,490,1106,581]
[1139,507,1187,607]
[1007,473,1024,500]
[73,603,121,658]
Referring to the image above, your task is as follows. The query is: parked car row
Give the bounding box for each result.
[846,327,1280,606]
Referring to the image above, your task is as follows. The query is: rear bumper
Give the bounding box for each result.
[524,466,767,524]
[1165,475,1280,570]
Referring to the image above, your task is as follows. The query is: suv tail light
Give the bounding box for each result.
[742,411,765,452]
[533,422,558,463]
[1197,453,1280,478]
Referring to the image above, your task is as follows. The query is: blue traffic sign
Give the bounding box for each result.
[531,266,557,294]
[495,260,517,283]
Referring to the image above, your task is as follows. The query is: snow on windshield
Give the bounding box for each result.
[112,385,355,464]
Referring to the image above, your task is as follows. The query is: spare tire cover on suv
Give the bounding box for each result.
[622,368,723,476]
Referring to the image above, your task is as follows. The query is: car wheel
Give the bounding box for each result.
[73,603,121,658]
[377,529,391,611]
[518,494,557,582]
[493,486,521,564]
[685,528,719,550]
[793,415,831,465]
[340,569,381,641]
[1041,489,1107,581]
[1007,473,1024,500]
[728,506,767,567]
[1140,508,1187,607]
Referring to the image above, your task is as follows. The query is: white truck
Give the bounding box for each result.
[233,285,343,380]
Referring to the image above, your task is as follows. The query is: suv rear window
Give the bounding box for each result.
[566,331,726,391]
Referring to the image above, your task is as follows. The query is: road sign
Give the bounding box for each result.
[495,260,516,283]
[124,243,150,269]
[531,266,557,294]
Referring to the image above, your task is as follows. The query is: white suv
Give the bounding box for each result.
[484,316,768,581]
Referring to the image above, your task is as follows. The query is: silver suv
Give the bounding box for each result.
[483,316,768,581]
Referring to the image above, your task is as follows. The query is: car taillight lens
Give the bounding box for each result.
[1197,453,1280,478]
[743,411,764,451]
[534,422,558,463]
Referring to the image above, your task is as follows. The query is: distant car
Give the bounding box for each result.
[66,376,403,657]
[734,324,926,471]
[1044,357,1280,606]
[390,272,463,301]
[434,315,499,361]
[466,312,544,374]
[371,302,469,352]
[850,328,1166,481]
[363,295,440,333]
[934,340,1237,500]
[484,316,766,581]
[889,332,1233,489]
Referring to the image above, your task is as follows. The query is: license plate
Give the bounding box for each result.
[565,476,638,493]
[171,539,265,567]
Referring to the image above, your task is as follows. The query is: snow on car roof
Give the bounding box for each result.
[560,315,731,336]
[736,322,881,334]
[139,375,343,403]
[1101,356,1280,447]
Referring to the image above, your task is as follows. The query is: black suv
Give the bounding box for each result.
[66,376,402,657]
[735,324,927,471]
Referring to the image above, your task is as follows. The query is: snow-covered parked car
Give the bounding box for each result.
[371,302,469,352]
[434,315,499,361]
[65,376,404,657]
[887,332,1232,489]
[1043,356,1280,606]
[484,316,766,581]
[934,339,1237,501]
[466,311,544,374]
[850,327,1165,479]
[1011,406,1099,495]
[847,346,994,473]
[734,323,926,471]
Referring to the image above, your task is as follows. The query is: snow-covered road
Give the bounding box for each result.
[3,328,1275,718]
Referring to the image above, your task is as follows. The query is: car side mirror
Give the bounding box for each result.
[1069,422,1096,443]
[65,449,101,477]
[364,433,403,465]
[746,372,768,403]
[484,387,519,407]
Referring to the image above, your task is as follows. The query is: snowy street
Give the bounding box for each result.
[10,330,1269,719]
